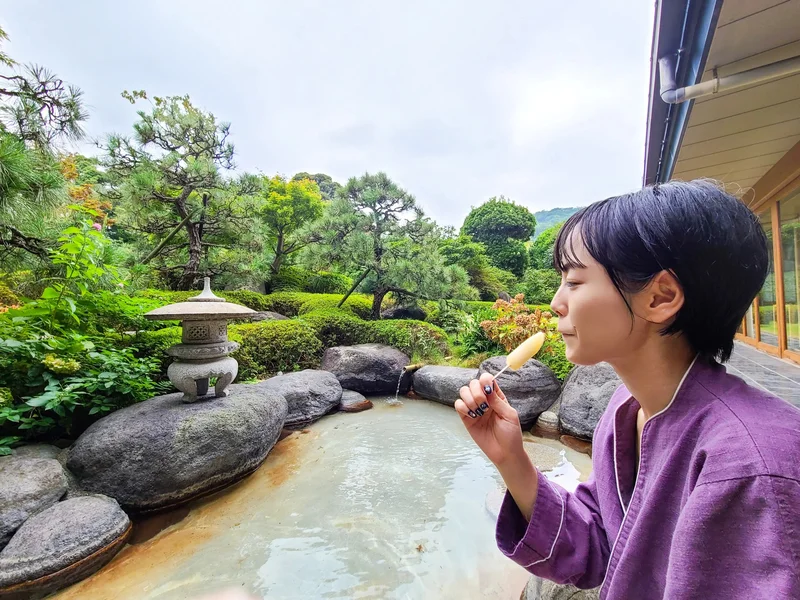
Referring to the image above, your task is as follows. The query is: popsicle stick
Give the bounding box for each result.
[491,364,510,381]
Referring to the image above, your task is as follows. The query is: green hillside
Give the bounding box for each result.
[533,207,582,238]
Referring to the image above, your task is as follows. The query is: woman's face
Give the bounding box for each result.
[550,233,651,366]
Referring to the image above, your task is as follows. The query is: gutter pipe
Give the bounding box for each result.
[659,53,800,104]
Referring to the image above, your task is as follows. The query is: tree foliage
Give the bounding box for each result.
[255,174,324,278]
[103,92,244,290]
[0,26,87,266]
[439,233,514,300]
[529,221,563,269]
[291,172,341,202]
[461,196,536,277]
[309,172,475,318]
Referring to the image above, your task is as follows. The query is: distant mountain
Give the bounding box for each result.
[533,207,582,238]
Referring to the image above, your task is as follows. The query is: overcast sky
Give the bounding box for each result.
[5,1,654,227]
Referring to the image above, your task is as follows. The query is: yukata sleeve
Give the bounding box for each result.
[495,469,610,588]
[664,475,800,599]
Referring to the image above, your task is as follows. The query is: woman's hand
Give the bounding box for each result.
[456,373,525,467]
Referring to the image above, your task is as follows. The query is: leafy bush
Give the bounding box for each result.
[220,290,273,312]
[299,308,369,347]
[125,326,183,379]
[252,291,311,317]
[0,284,19,308]
[516,268,561,305]
[537,337,572,381]
[479,294,571,379]
[135,289,195,304]
[297,294,374,319]
[304,271,353,294]
[80,291,170,333]
[231,320,322,379]
[364,319,449,361]
[463,301,498,315]
[425,301,470,335]
[481,294,557,351]
[269,266,311,292]
[0,322,165,445]
[456,307,505,356]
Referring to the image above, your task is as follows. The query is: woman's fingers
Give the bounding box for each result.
[454,398,474,422]
[478,373,516,420]
[458,385,481,419]
[468,379,491,417]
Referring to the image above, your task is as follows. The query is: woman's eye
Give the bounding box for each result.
[565,281,580,288]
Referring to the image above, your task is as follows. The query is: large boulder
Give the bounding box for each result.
[321,344,411,395]
[558,363,622,440]
[381,305,427,321]
[477,357,561,429]
[339,390,373,413]
[0,457,67,548]
[67,383,287,512]
[412,366,477,407]
[0,495,130,597]
[522,575,599,600]
[259,369,342,428]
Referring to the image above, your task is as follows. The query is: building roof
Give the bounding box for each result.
[644,0,800,207]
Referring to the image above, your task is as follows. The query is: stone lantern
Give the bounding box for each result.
[144,278,255,402]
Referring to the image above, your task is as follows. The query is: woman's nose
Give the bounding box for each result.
[550,284,566,318]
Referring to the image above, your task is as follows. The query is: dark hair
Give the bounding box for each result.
[553,179,768,362]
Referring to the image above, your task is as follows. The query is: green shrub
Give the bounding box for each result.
[297,294,374,319]
[81,291,171,333]
[463,301,498,315]
[0,283,19,307]
[299,309,369,347]
[0,321,165,443]
[425,302,470,335]
[221,290,274,312]
[231,320,322,379]
[456,308,504,356]
[538,338,573,381]
[303,271,353,294]
[256,292,312,317]
[516,268,561,305]
[125,326,183,379]
[270,266,311,292]
[364,319,450,361]
[135,289,195,303]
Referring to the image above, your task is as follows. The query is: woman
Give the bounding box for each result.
[457,180,800,599]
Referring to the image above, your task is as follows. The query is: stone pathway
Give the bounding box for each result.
[727,342,800,408]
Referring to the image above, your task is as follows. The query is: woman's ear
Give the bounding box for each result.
[638,270,684,324]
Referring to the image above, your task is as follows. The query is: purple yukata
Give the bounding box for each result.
[496,358,800,599]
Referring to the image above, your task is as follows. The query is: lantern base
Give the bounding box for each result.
[167,357,239,403]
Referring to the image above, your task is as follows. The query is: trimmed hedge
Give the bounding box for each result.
[125,320,324,382]
[270,266,311,292]
[304,271,353,294]
[299,309,369,347]
[231,320,323,380]
[297,294,373,319]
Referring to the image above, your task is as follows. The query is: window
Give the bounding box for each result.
[758,210,778,347]
[781,190,800,352]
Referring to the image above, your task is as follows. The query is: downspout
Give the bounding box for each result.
[654,0,723,183]
[659,53,800,104]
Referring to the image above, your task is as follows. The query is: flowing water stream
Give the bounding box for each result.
[53,398,590,600]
